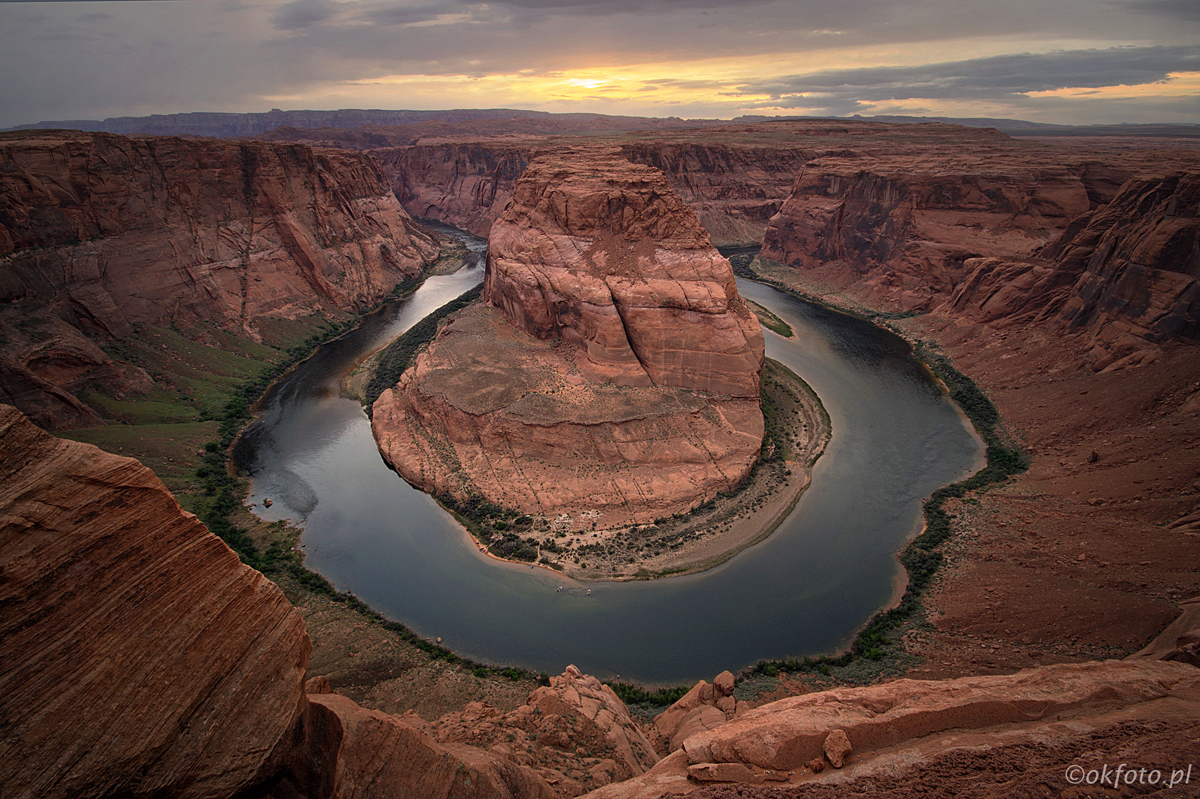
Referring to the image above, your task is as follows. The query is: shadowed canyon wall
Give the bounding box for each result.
[0,130,441,429]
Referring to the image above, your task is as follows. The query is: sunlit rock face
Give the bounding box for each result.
[373,149,765,528]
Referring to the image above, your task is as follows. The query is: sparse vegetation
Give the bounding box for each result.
[364,285,483,409]
[731,273,1029,688]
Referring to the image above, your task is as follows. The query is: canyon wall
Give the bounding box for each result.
[374,137,812,246]
[372,149,764,528]
[756,125,1200,359]
[0,130,441,428]
[376,142,534,237]
[759,150,1093,310]
[942,171,1199,369]
[0,130,439,336]
[0,404,558,799]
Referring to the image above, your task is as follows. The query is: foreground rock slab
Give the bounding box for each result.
[0,405,310,799]
[0,405,557,799]
[583,659,1200,798]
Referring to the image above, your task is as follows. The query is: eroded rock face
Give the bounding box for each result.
[378,136,812,247]
[652,671,749,754]
[373,150,764,527]
[0,130,439,428]
[307,692,556,799]
[0,405,561,799]
[0,130,439,337]
[945,172,1200,369]
[0,405,311,799]
[419,666,660,796]
[586,659,1200,798]
[485,152,764,397]
[760,150,1092,311]
[378,142,533,238]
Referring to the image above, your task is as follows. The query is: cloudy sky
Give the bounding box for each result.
[0,0,1196,128]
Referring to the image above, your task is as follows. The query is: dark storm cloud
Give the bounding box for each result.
[1125,0,1200,21]
[740,46,1200,104]
[272,0,336,30]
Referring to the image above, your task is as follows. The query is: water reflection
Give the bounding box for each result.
[235,240,982,684]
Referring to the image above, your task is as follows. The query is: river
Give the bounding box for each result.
[234,235,983,684]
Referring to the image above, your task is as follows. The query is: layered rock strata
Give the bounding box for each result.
[0,405,555,799]
[0,130,440,427]
[949,172,1200,369]
[0,131,438,335]
[760,150,1093,310]
[589,659,1200,797]
[376,137,811,246]
[758,133,1200,363]
[0,405,310,799]
[373,150,764,528]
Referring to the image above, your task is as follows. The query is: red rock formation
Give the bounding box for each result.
[377,142,533,237]
[760,150,1093,311]
[372,150,764,528]
[0,405,558,799]
[0,130,439,337]
[0,404,311,799]
[376,135,811,246]
[0,130,441,427]
[587,659,1200,797]
[485,152,764,396]
[421,665,661,795]
[307,691,556,799]
[652,671,749,754]
[944,171,1200,369]
[617,143,811,246]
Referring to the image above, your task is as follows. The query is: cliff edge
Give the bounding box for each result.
[0,130,441,429]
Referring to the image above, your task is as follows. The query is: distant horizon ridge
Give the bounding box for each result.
[6,107,1197,140]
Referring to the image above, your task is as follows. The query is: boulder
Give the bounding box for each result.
[822,729,852,768]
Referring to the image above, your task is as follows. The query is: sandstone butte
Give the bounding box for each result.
[371,149,766,527]
[0,130,441,430]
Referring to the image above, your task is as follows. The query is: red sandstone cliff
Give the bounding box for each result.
[0,405,310,798]
[0,130,439,336]
[372,149,764,528]
[759,149,1093,310]
[754,126,1200,361]
[0,130,441,428]
[376,141,533,237]
[374,136,811,246]
[943,171,1200,368]
[0,405,556,799]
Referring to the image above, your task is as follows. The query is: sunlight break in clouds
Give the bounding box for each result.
[0,0,1197,127]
